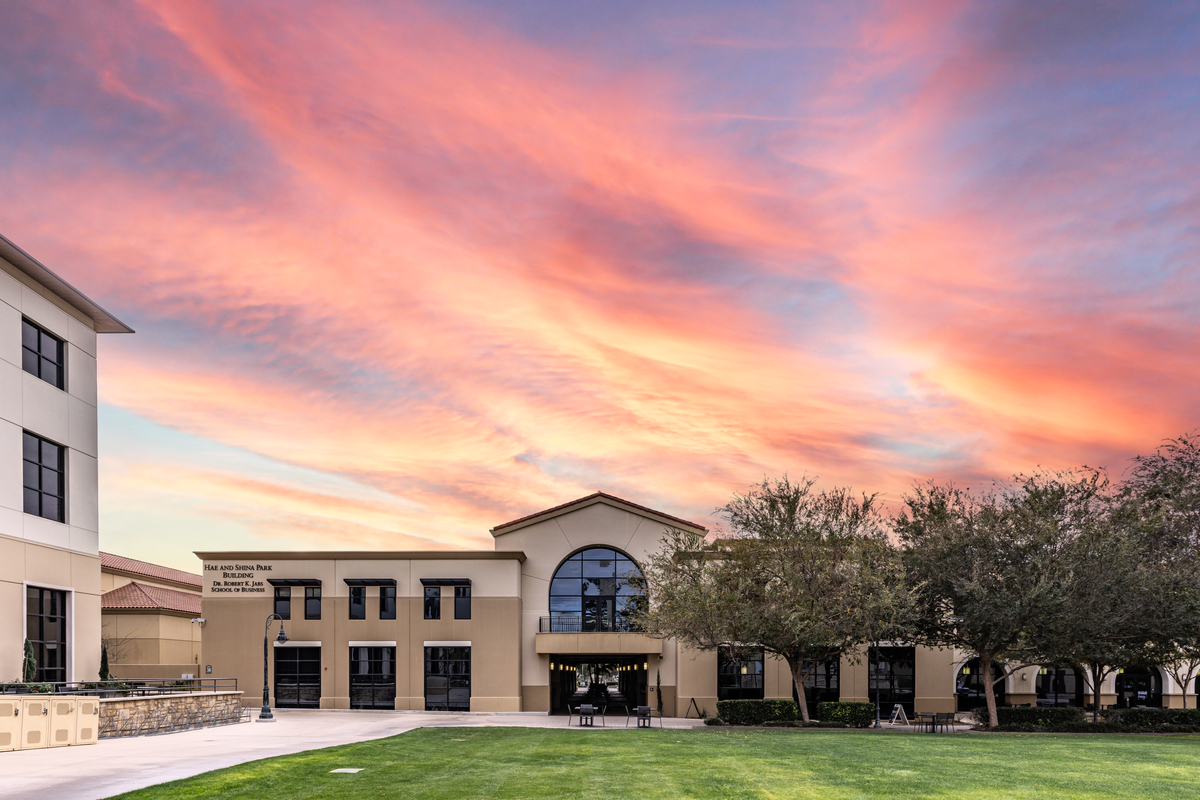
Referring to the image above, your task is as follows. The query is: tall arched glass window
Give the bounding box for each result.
[548,548,644,632]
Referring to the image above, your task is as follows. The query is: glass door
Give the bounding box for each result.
[274,647,321,708]
[350,647,396,710]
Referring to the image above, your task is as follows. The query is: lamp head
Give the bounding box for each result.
[276,626,289,644]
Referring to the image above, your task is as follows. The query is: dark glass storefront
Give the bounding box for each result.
[1036,666,1085,707]
[425,646,471,711]
[26,586,68,683]
[796,660,839,717]
[1115,667,1163,708]
[274,647,321,708]
[718,647,764,701]
[870,646,915,717]
[350,647,397,710]
[956,658,1005,711]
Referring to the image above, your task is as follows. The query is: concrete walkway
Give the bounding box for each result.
[0,709,707,800]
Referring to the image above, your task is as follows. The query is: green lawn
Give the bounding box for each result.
[111,728,1200,799]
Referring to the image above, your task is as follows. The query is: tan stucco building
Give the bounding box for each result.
[0,234,131,685]
[100,552,203,680]
[199,492,1193,715]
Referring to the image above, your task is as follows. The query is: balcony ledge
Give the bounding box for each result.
[534,632,663,655]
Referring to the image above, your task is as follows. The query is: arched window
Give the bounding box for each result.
[548,548,644,632]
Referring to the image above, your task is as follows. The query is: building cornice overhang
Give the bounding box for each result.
[490,491,707,537]
[195,550,526,562]
[0,232,134,333]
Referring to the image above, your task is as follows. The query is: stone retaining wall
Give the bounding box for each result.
[99,691,245,738]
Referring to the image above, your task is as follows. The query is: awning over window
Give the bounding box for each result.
[267,578,322,587]
[343,578,398,587]
[419,578,472,587]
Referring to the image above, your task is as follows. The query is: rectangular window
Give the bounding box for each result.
[305,586,321,620]
[350,646,396,710]
[349,586,366,620]
[380,586,396,620]
[424,646,470,711]
[22,319,64,389]
[26,586,68,683]
[274,587,291,620]
[717,646,764,701]
[274,647,321,709]
[23,431,65,522]
[454,586,471,620]
[424,586,440,620]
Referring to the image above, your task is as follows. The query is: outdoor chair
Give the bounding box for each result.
[631,705,661,729]
[579,703,606,727]
[934,712,955,733]
[915,712,936,733]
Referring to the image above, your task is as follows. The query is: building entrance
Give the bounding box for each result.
[549,655,648,714]
[1115,667,1163,708]
[274,647,321,708]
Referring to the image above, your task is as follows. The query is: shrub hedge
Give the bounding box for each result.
[816,701,876,728]
[994,706,1084,727]
[991,705,1200,733]
[715,699,798,725]
[1102,707,1200,728]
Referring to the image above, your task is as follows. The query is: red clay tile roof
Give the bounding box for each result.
[100,552,202,589]
[490,491,707,534]
[101,582,202,616]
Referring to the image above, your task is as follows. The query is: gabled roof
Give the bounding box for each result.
[490,491,707,537]
[0,233,134,334]
[100,552,202,590]
[101,582,202,616]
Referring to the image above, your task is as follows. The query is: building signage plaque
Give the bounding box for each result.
[204,562,274,594]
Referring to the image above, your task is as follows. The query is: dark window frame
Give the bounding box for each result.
[22,318,65,390]
[717,646,764,701]
[23,431,65,523]
[350,646,397,710]
[454,586,471,620]
[380,586,396,620]
[274,586,291,620]
[870,645,916,717]
[424,586,441,620]
[548,547,644,632]
[26,586,68,683]
[424,646,470,711]
[274,646,321,708]
[304,586,321,620]
[349,586,366,620]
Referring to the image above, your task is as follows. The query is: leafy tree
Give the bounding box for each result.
[22,638,37,683]
[632,476,913,722]
[1032,469,1195,722]
[99,644,111,682]
[1118,433,1200,707]
[896,475,1071,728]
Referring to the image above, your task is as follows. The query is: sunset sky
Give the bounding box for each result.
[2,1,1198,570]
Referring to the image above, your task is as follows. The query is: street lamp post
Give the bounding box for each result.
[872,637,882,729]
[257,613,289,722]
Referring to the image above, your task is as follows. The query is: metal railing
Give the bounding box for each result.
[538,616,642,633]
[0,678,238,698]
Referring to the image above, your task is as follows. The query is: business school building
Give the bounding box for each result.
[199,492,1191,715]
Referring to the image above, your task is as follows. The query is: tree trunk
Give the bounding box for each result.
[1091,664,1102,723]
[980,653,998,728]
[787,658,812,723]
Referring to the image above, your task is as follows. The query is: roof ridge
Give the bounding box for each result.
[490,491,706,534]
